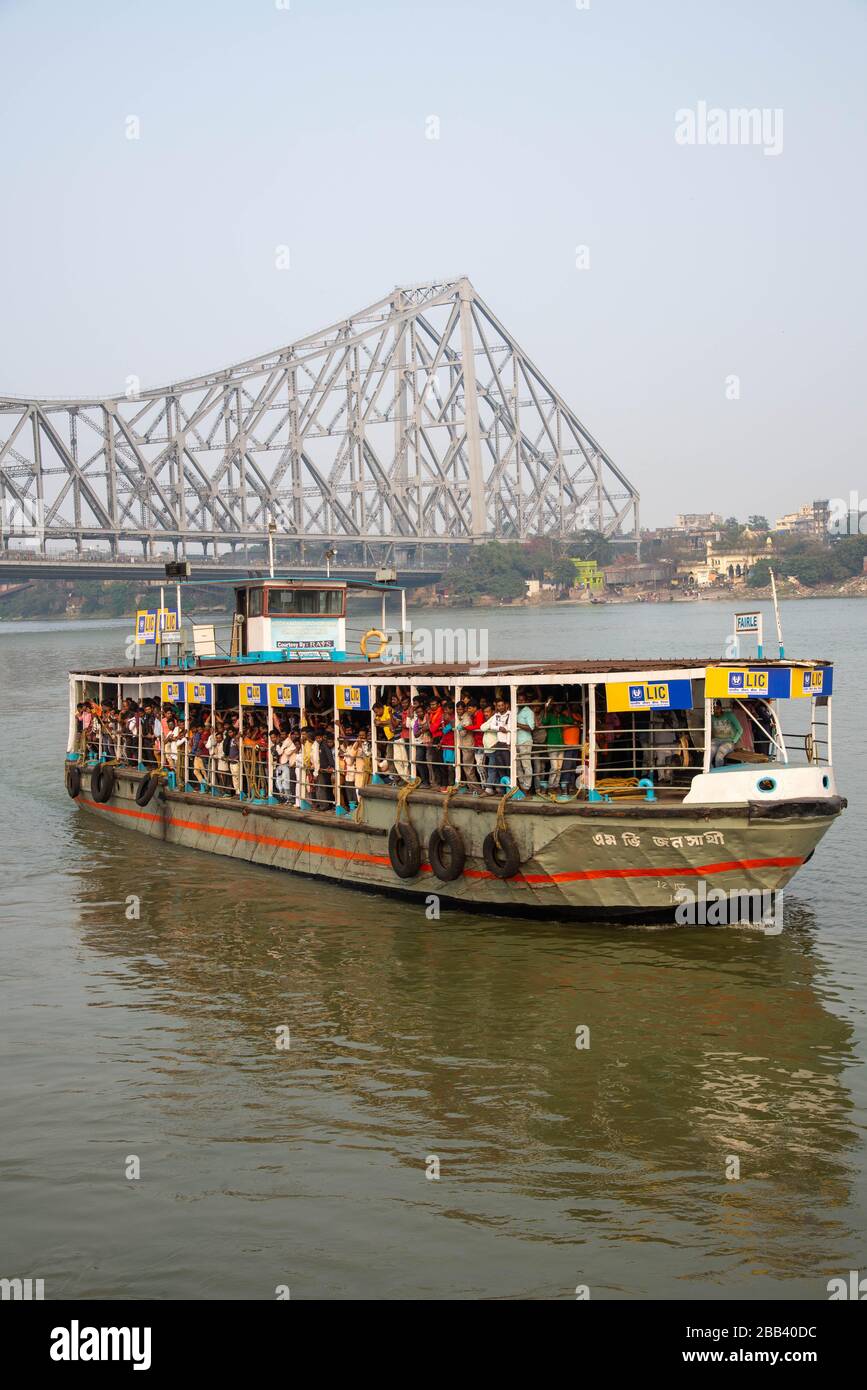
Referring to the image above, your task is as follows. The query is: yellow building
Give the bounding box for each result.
[572,559,605,590]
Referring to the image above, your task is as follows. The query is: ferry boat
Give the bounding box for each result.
[64,575,844,923]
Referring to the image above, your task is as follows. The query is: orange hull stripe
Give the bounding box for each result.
[519,855,802,884]
[78,798,801,885]
[79,796,392,866]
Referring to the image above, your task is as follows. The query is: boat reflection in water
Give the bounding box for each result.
[66,812,861,1301]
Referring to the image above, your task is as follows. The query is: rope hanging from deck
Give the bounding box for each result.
[439,783,460,828]
[395,777,422,826]
[494,787,518,847]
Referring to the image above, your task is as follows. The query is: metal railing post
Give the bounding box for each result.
[702,691,712,773]
[587,683,597,792]
[455,683,462,786]
[333,691,341,811]
[409,682,416,780]
[137,679,143,768]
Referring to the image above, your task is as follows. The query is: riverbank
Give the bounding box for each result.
[434,575,867,610]
[3,573,867,621]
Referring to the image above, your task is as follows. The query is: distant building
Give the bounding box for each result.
[603,560,674,588]
[644,525,715,553]
[677,541,765,587]
[774,500,829,537]
[674,512,723,531]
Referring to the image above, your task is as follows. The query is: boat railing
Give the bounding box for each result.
[72,716,708,807]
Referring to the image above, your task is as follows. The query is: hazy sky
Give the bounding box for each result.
[1,0,865,527]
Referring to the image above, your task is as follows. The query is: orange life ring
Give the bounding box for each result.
[360,628,388,661]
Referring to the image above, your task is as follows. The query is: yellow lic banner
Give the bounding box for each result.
[607,680,670,711]
[240,683,267,706]
[605,679,693,711]
[161,680,185,703]
[268,682,299,707]
[790,667,826,698]
[136,610,156,645]
[336,685,371,711]
[705,667,770,699]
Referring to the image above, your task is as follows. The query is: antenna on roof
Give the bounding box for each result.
[768,567,785,658]
[267,521,277,579]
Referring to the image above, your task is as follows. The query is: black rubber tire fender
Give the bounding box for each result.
[388,822,422,879]
[482,827,521,880]
[65,764,82,799]
[428,824,466,882]
[92,763,116,804]
[135,772,160,807]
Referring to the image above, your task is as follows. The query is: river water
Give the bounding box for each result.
[1,597,865,1300]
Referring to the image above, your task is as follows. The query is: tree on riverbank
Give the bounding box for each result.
[441,542,533,602]
[0,579,231,621]
[747,535,867,588]
[441,534,613,602]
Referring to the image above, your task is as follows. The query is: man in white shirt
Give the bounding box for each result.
[480,699,512,794]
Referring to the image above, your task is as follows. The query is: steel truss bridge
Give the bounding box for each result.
[0,277,639,567]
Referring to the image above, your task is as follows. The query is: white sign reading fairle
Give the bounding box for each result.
[735,611,763,656]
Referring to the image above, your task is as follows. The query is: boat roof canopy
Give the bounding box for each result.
[73,656,833,683]
[174,574,404,593]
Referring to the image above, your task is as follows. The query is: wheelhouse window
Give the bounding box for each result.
[266,587,344,616]
[247,587,264,618]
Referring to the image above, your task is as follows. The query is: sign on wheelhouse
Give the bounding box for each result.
[63,575,845,924]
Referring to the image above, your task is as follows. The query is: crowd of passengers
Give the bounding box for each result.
[73,687,774,811]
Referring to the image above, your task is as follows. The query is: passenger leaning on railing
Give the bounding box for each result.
[412,702,433,785]
[515,691,536,792]
[162,715,184,772]
[479,698,511,794]
[540,698,565,789]
[392,695,412,783]
[204,719,221,792]
[190,722,208,786]
[560,705,583,793]
[225,719,241,796]
[440,704,456,785]
[298,728,319,806]
[275,728,296,803]
[345,730,371,795]
[426,695,446,786]
[455,699,480,785]
[315,729,336,808]
[372,701,397,783]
